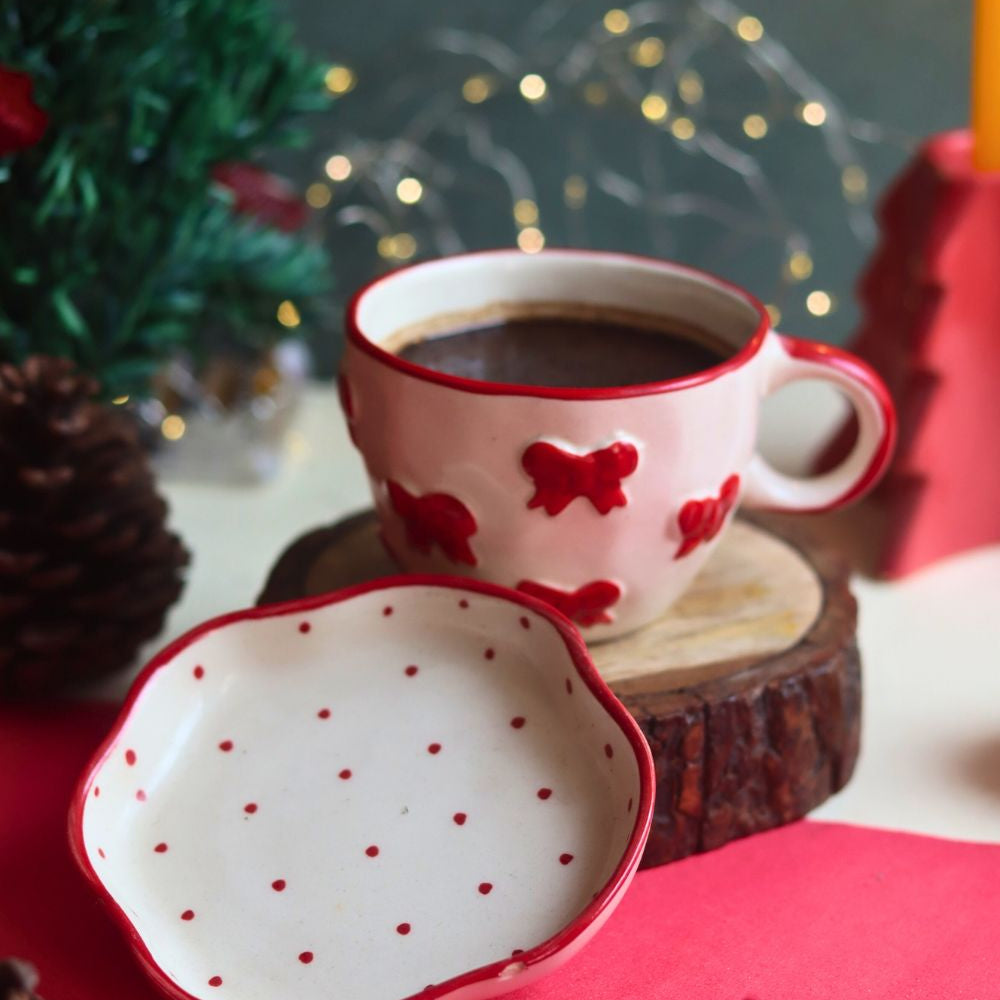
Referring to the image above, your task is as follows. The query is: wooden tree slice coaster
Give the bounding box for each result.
[258,511,860,868]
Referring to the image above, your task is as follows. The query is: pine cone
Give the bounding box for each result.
[0,357,189,698]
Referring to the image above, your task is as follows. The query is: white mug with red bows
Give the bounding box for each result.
[339,250,895,640]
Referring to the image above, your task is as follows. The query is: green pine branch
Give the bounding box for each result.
[0,0,331,399]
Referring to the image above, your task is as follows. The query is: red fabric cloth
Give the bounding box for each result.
[2,704,998,1000]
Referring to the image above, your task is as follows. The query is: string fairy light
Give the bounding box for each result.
[310,0,911,329]
[742,114,768,139]
[306,182,332,208]
[324,65,356,95]
[806,290,834,316]
[324,155,352,181]
[519,73,548,102]
[161,414,186,441]
[641,93,670,122]
[276,300,301,328]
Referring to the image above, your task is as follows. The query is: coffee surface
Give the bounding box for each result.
[395,316,727,388]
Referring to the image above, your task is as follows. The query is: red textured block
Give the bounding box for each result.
[820,129,1000,576]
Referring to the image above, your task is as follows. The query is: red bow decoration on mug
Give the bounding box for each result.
[674,474,741,559]
[517,579,622,626]
[387,480,478,566]
[522,440,639,516]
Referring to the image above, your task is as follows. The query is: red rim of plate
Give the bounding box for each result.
[68,574,656,1000]
[345,247,771,400]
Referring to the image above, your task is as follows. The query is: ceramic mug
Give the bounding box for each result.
[340,249,895,639]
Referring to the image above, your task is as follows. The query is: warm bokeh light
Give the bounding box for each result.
[325,65,356,95]
[161,415,186,441]
[630,37,665,67]
[742,114,768,139]
[806,290,834,316]
[517,227,545,253]
[563,175,588,208]
[378,233,418,260]
[396,177,423,205]
[519,74,547,102]
[583,82,609,106]
[305,183,331,208]
[678,70,704,104]
[735,16,763,42]
[842,165,868,202]
[786,251,814,281]
[799,101,827,126]
[641,93,669,122]
[277,300,301,328]
[513,198,539,225]
[462,75,494,104]
[765,304,782,326]
[603,8,631,34]
[325,155,352,181]
[671,116,696,140]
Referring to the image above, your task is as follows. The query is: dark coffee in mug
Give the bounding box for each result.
[395,314,730,389]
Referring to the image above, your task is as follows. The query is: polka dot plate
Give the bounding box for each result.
[71,576,654,1000]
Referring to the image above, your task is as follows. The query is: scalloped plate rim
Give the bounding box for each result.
[68,573,655,1000]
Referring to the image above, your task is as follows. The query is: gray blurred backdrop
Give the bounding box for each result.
[279,0,969,369]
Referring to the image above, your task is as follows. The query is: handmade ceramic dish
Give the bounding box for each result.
[71,576,654,1000]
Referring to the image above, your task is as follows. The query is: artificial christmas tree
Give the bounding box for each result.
[0,0,329,401]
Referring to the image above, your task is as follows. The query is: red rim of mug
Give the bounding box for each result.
[345,247,772,399]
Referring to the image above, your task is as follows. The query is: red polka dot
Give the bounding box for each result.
[511,949,524,957]
[537,787,552,800]
[125,749,136,766]
[272,879,286,892]
[136,789,147,802]
[365,845,380,857]
[154,842,168,853]
[565,678,573,695]
[383,605,393,616]
[559,853,574,865]
[604,743,614,759]
[299,951,314,964]
[453,812,467,826]
[94,786,100,798]
[427,743,441,755]
[404,665,419,677]
[484,648,495,660]
[317,708,331,719]
[193,665,204,680]
[219,740,233,752]
[298,621,311,634]
[244,802,258,814]
[396,922,411,935]
[339,768,352,780]
[519,616,531,629]
[208,976,222,988]
[181,909,195,921]
[97,848,106,859]
[510,716,526,729]
[459,599,469,609]
[478,882,493,895]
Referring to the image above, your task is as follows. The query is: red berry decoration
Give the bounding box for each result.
[212,162,308,232]
[0,67,48,156]
[0,357,188,698]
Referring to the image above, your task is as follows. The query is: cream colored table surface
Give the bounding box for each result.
[145,384,1000,845]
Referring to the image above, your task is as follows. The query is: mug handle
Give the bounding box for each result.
[741,333,897,513]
